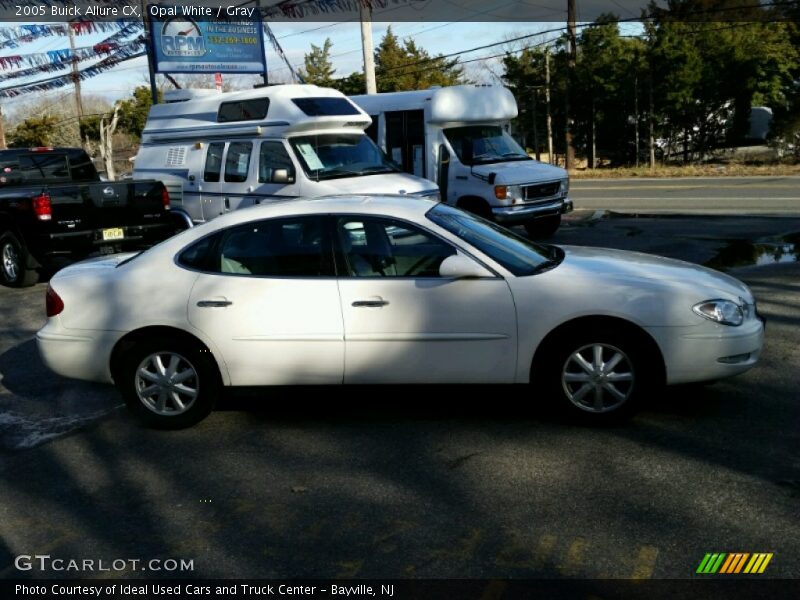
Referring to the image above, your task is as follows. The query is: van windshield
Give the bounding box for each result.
[288,134,400,180]
[443,125,531,166]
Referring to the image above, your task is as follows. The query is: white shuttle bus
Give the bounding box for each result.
[352,85,572,236]
[133,85,438,226]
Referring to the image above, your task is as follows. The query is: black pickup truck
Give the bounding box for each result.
[0,147,178,287]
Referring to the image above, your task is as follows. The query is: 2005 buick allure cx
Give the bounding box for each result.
[37,196,764,428]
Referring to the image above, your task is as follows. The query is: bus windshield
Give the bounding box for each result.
[443,125,531,166]
[288,134,400,180]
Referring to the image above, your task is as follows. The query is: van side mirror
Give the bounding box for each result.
[271,169,291,184]
[439,254,493,279]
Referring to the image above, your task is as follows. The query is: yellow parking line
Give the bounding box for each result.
[758,554,773,573]
[631,546,659,579]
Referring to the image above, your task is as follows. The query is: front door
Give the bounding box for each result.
[186,215,343,386]
[334,215,517,384]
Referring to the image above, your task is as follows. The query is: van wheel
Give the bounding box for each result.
[117,338,220,429]
[0,231,38,287]
[524,215,561,238]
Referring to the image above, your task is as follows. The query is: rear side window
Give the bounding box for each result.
[292,97,359,116]
[178,216,332,277]
[218,99,269,122]
[67,151,97,181]
[224,142,252,183]
[203,143,224,182]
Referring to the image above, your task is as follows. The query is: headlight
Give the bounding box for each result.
[560,178,570,194]
[693,299,744,326]
[415,189,440,202]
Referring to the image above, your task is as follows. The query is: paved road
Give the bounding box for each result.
[571,176,800,215]
[0,214,798,581]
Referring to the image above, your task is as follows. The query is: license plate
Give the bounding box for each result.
[102,228,124,241]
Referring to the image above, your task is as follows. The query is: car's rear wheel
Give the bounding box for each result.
[524,215,561,238]
[539,329,648,421]
[118,339,220,429]
[0,231,38,287]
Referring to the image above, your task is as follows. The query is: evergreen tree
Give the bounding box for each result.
[299,38,336,87]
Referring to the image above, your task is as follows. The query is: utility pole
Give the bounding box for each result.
[531,89,540,161]
[565,0,577,169]
[142,0,159,104]
[0,105,6,150]
[634,73,640,168]
[545,48,553,164]
[649,69,656,169]
[67,23,84,120]
[359,2,377,94]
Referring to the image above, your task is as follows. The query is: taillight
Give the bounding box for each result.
[32,193,52,221]
[161,187,170,210]
[46,285,64,317]
[29,147,54,152]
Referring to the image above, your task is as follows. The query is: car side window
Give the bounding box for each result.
[224,142,252,183]
[179,217,332,277]
[258,142,295,183]
[204,142,224,182]
[336,216,455,277]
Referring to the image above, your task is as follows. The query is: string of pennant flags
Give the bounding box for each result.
[0,35,146,82]
[0,21,136,51]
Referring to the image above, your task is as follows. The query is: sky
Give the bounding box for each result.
[0,19,644,122]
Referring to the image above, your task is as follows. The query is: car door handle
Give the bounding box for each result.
[352,297,389,308]
[197,299,232,308]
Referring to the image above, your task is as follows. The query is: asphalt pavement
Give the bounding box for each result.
[571,176,800,215]
[0,210,798,581]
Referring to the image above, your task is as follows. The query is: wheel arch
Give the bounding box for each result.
[530,315,666,385]
[109,326,228,385]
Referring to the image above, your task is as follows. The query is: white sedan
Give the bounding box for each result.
[37,196,764,428]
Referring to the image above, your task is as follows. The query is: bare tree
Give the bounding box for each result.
[99,106,120,181]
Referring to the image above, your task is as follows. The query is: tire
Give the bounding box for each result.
[0,231,38,287]
[537,328,651,422]
[117,338,220,429]
[524,215,561,238]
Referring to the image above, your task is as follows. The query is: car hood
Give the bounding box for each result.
[472,160,567,186]
[310,172,436,196]
[557,245,752,300]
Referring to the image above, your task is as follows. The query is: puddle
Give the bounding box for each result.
[705,233,800,270]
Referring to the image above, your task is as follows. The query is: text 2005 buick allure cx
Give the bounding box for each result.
[37,196,764,428]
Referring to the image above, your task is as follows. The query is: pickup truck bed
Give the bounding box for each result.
[0,147,178,287]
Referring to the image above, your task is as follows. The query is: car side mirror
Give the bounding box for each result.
[271,169,292,184]
[439,254,493,279]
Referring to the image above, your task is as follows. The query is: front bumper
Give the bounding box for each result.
[493,197,573,224]
[646,317,765,385]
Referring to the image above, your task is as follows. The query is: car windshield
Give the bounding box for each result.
[288,133,400,180]
[443,125,531,166]
[427,203,561,276]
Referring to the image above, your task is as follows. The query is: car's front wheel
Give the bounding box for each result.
[118,339,220,429]
[539,329,649,421]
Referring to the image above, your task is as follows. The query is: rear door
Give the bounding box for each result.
[200,142,224,221]
[186,215,344,385]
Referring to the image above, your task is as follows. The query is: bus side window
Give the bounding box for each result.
[204,142,225,182]
[224,142,253,183]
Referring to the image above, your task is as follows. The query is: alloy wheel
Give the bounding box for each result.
[561,343,635,413]
[2,242,19,281]
[135,351,199,416]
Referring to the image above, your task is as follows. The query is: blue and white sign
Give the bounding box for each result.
[149,6,266,74]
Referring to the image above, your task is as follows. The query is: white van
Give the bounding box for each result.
[351,85,572,236]
[133,85,438,226]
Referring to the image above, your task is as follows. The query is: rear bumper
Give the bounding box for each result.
[33,221,175,263]
[493,197,573,224]
[36,322,119,384]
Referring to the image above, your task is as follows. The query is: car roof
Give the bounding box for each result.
[208,194,439,227]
